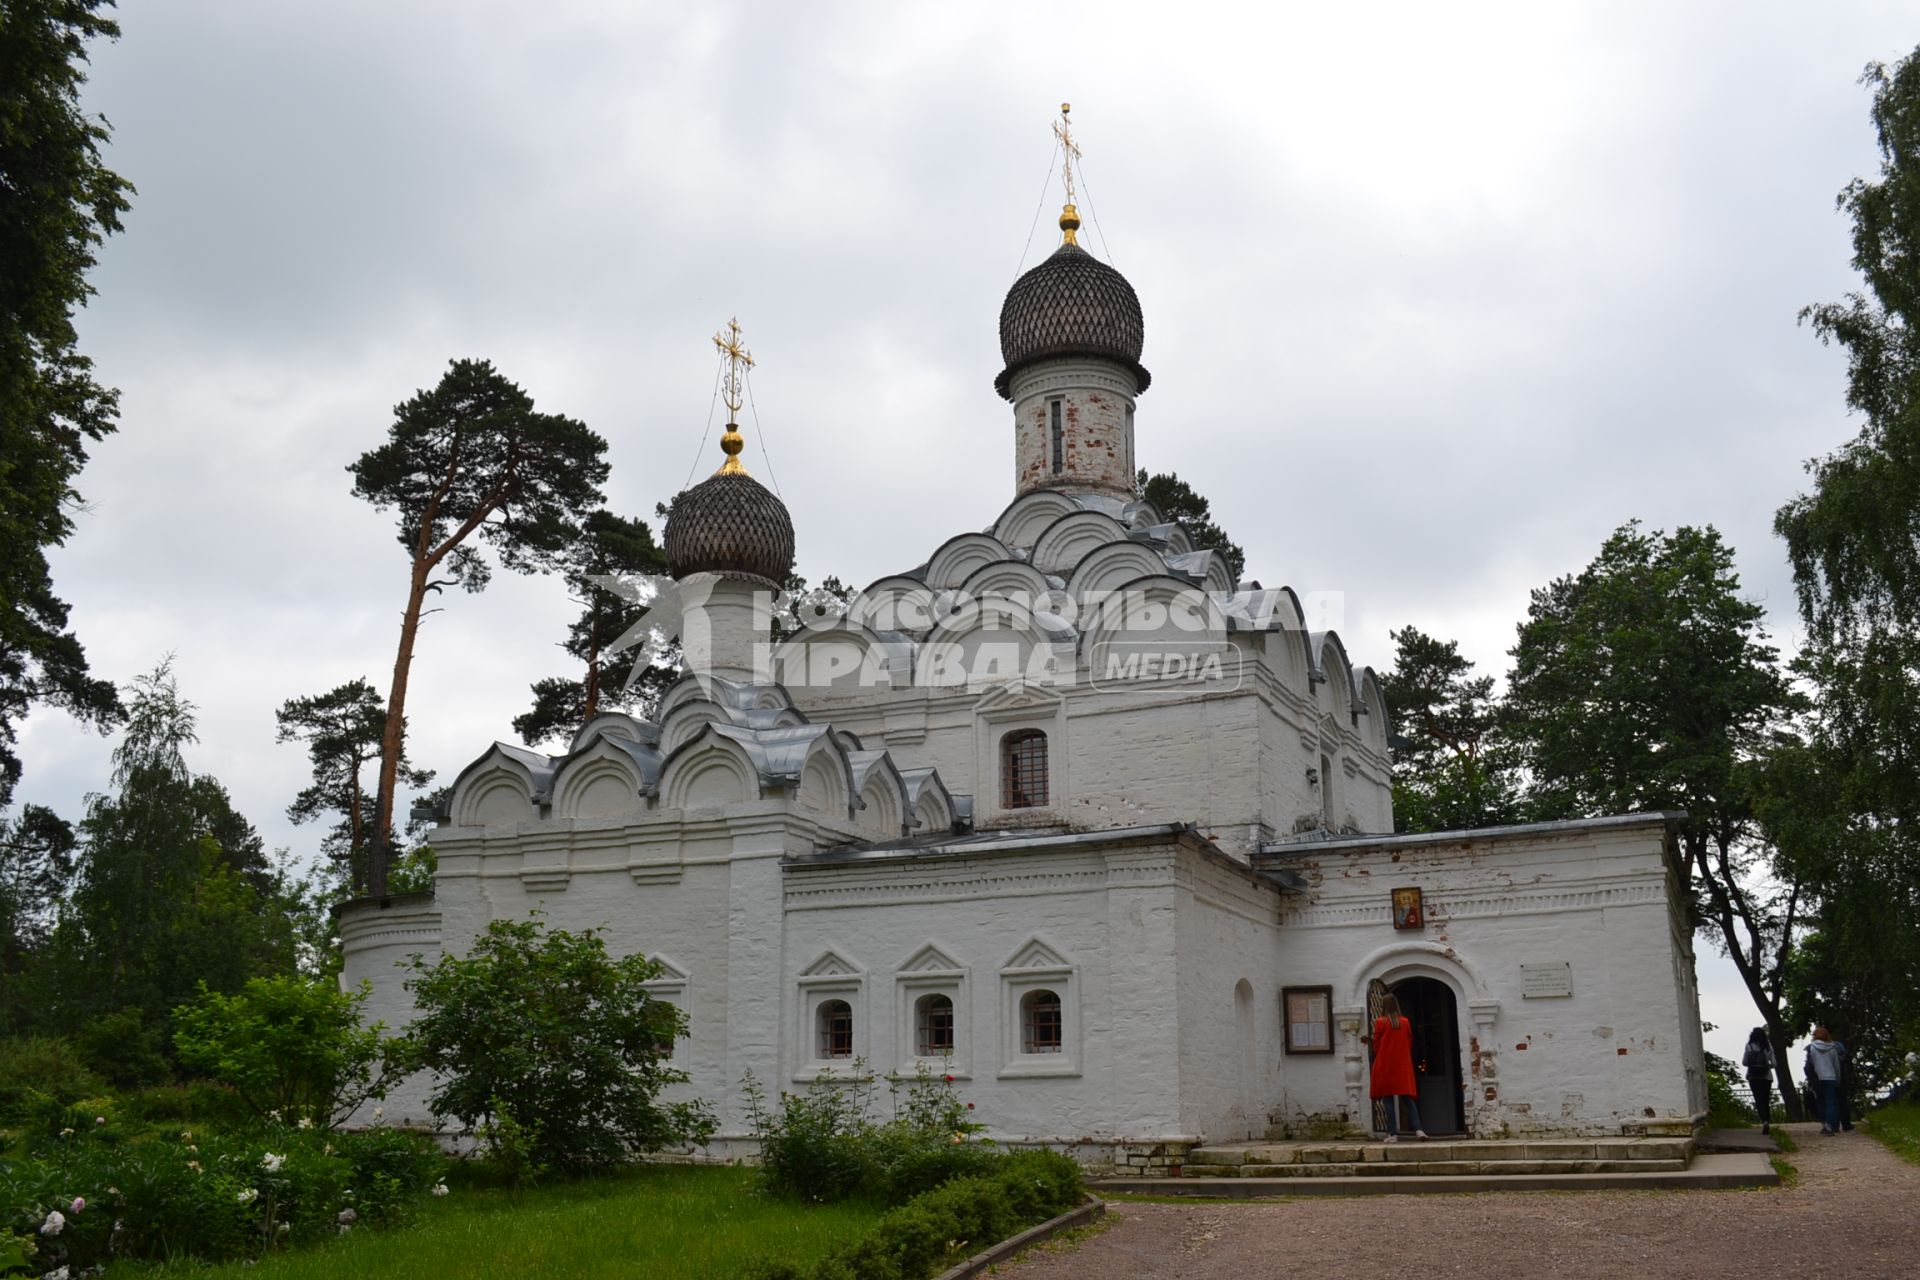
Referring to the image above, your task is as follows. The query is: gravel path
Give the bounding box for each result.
[1002,1125,1920,1280]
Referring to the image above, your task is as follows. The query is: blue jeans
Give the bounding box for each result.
[1814,1078,1842,1131]
[1382,1095,1422,1136]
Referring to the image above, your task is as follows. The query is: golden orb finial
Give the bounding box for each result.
[711,317,755,476]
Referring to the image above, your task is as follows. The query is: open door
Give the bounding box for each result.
[1366,978,1388,1132]
[1391,976,1465,1135]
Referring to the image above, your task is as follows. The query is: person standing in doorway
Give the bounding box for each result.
[1805,1026,1846,1135]
[1742,1027,1776,1135]
[1369,994,1427,1142]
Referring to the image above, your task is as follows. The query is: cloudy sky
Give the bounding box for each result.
[20,1,1917,1066]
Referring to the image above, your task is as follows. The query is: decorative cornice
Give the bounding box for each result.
[1277,878,1666,928]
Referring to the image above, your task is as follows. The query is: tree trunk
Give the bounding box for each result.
[371,562,431,898]
[1767,1022,1804,1123]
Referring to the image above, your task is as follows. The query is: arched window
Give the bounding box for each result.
[1021,988,1063,1054]
[816,999,854,1059]
[1002,730,1049,809]
[915,993,955,1057]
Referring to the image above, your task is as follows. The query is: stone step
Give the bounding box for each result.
[1094,1153,1777,1197]
[1180,1157,1690,1178]
[1185,1137,1691,1170]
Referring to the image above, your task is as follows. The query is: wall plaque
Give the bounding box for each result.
[1521,962,1574,998]
[1282,985,1333,1054]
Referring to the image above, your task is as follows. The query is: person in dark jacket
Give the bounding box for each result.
[1742,1027,1776,1135]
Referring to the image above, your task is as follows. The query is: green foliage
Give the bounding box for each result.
[398,918,710,1175]
[0,804,76,1035]
[745,1150,1084,1280]
[275,680,433,898]
[0,1120,445,1271]
[1380,626,1523,833]
[1868,1098,1920,1166]
[0,1037,103,1123]
[44,661,307,1041]
[349,358,610,892]
[71,1007,170,1089]
[1703,1048,1757,1128]
[514,509,670,746]
[1774,47,1920,1089]
[746,1064,996,1206]
[1137,470,1245,582]
[0,0,131,812]
[173,976,396,1129]
[1506,522,1807,1108]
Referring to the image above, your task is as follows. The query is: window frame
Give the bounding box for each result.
[1020,988,1063,1054]
[1049,397,1065,475]
[817,999,855,1060]
[796,956,865,1082]
[1000,728,1050,810]
[999,945,1079,1079]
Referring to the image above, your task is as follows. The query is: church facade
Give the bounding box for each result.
[341,188,1708,1170]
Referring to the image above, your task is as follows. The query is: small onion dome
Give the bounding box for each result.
[664,470,795,587]
[995,233,1150,400]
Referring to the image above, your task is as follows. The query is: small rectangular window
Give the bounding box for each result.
[1049,399,1064,475]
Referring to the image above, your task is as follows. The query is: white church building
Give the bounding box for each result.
[341,172,1708,1172]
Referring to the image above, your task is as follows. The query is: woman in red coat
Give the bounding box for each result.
[1369,994,1427,1142]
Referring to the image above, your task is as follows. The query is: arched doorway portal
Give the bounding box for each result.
[1391,975,1464,1135]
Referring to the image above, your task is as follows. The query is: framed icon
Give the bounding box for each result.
[1283,985,1334,1054]
[1391,885,1425,931]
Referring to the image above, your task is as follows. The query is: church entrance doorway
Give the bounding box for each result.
[1392,976,1464,1135]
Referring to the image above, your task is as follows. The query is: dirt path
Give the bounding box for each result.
[1002,1125,1920,1280]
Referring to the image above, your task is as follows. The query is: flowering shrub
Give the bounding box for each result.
[746,1063,996,1205]
[0,1118,447,1271]
[397,919,714,1176]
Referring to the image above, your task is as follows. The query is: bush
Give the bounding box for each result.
[398,918,713,1176]
[0,1038,104,1124]
[748,1064,994,1206]
[0,1120,448,1272]
[117,1079,255,1131]
[746,1150,1084,1280]
[173,975,397,1128]
[72,1007,173,1090]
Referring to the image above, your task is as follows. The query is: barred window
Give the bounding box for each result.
[817,999,854,1059]
[1049,399,1064,474]
[1021,989,1063,1054]
[1002,730,1049,809]
[915,993,955,1057]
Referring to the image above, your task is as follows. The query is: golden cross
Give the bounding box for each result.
[1052,102,1081,209]
[712,316,754,422]
[711,317,755,475]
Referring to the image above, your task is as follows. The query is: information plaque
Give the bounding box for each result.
[1521,961,1574,998]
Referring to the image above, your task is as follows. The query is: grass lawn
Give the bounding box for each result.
[105,1165,882,1280]
[1865,1098,1920,1166]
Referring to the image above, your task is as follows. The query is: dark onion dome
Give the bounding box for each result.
[995,238,1150,400]
[664,469,795,587]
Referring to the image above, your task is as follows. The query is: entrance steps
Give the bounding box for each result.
[1087,1134,1779,1195]
[1179,1136,1691,1179]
